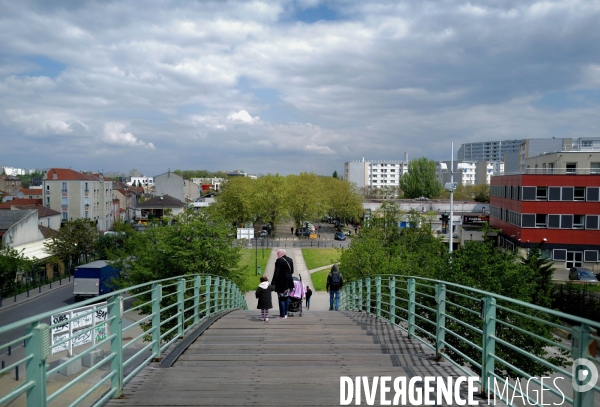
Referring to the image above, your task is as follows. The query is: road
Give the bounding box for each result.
[0,283,76,354]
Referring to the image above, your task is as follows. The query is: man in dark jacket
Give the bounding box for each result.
[272,249,294,318]
[326,264,343,311]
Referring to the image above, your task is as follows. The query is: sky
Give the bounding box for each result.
[1,0,600,177]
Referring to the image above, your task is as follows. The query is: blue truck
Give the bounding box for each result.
[73,260,120,300]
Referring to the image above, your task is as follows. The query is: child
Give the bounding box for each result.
[255,275,275,321]
[305,286,313,310]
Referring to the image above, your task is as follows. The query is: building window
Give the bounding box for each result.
[561,187,574,201]
[548,215,560,228]
[566,251,583,269]
[553,249,567,261]
[522,187,536,200]
[61,197,68,206]
[46,185,50,193]
[586,215,599,229]
[62,182,67,192]
[535,214,547,228]
[560,215,573,229]
[46,197,50,205]
[591,163,600,174]
[521,214,535,228]
[536,187,547,200]
[548,187,561,201]
[573,215,585,229]
[581,140,593,148]
[62,213,68,221]
[566,163,577,174]
[548,162,554,173]
[584,250,599,262]
[587,187,599,201]
[85,182,89,192]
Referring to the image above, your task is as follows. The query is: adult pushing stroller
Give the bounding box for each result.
[288,276,305,317]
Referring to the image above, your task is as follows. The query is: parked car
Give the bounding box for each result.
[569,267,599,282]
[334,232,346,241]
[259,230,268,237]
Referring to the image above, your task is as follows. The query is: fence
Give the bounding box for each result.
[341,275,599,407]
[0,274,247,407]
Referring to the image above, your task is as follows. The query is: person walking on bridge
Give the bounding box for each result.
[272,249,294,318]
[326,264,343,311]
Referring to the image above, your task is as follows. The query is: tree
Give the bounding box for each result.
[321,177,364,224]
[215,177,255,227]
[286,172,324,227]
[253,174,289,234]
[332,171,338,179]
[399,157,442,198]
[0,241,32,291]
[45,219,98,268]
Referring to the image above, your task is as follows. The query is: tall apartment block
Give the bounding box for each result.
[343,157,409,189]
[457,140,524,162]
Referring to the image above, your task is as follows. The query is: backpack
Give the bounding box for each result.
[330,272,341,289]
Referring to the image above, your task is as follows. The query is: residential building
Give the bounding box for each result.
[438,161,477,186]
[154,171,184,202]
[42,168,114,231]
[0,176,22,195]
[18,188,43,199]
[343,157,409,189]
[509,137,600,173]
[522,151,600,175]
[0,209,45,247]
[191,178,224,192]
[489,172,600,271]
[112,185,138,223]
[3,204,61,230]
[0,198,43,208]
[457,139,524,162]
[128,176,154,189]
[184,179,200,202]
[135,195,186,221]
[475,161,504,185]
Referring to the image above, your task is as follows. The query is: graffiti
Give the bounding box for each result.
[52,314,70,333]
[50,302,109,355]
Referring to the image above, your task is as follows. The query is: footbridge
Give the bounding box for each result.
[1,273,598,407]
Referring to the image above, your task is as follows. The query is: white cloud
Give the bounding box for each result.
[305,143,335,155]
[227,110,260,124]
[101,123,155,149]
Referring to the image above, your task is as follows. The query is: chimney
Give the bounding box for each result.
[405,152,408,163]
[53,171,58,179]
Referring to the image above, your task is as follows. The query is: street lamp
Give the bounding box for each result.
[159,196,164,221]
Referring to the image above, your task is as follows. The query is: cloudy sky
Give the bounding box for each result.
[1,0,600,177]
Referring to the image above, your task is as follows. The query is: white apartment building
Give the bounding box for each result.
[128,176,154,188]
[457,139,524,162]
[191,178,224,191]
[517,137,600,172]
[43,168,114,231]
[437,160,503,186]
[343,158,409,189]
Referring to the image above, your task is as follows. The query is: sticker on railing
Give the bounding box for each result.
[50,302,108,355]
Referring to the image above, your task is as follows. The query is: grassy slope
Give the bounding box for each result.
[301,248,341,270]
[237,248,270,292]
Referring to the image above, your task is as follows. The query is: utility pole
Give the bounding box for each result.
[444,142,457,253]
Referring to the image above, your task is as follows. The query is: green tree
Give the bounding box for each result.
[286,172,323,227]
[45,219,98,268]
[520,245,555,308]
[253,174,289,234]
[332,171,338,179]
[0,241,32,291]
[399,157,442,198]
[215,177,255,227]
[322,177,364,224]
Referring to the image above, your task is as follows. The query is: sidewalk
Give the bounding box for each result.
[244,247,330,312]
[0,279,74,312]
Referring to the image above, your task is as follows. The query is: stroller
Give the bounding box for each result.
[288,276,305,317]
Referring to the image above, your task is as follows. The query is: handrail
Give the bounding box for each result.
[0,273,247,407]
[341,274,599,407]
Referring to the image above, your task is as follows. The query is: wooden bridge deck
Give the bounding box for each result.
[106,310,493,406]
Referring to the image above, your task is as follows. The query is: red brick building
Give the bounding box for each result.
[490,174,600,270]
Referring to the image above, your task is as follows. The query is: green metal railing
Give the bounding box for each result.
[341,275,599,407]
[0,274,247,407]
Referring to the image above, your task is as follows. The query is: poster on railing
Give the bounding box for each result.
[50,302,108,355]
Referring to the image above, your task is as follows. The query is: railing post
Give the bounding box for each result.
[178,278,185,338]
[407,278,415,338]
[389,277,396,325]
[151,283,162,361]
[435,283,446,362]
[213,277,220,312]
[357,279,363,311]
[366,278,371,314]
[205,276,212,316]
[375,276,381,318]
[220,278,226,311]
[481,296,496,396]
[25,322,49,407]
[108,293,123,399]
[571,324,595,407]
[351,281,356,310]
[193,276,200,326]
[227,280,232,309]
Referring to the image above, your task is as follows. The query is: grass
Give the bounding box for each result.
[311,269,330,292]
[553,281,600,292]
[301,248,342,270]
[236,248,270,292]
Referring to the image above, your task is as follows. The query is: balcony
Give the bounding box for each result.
[497,168,600,176]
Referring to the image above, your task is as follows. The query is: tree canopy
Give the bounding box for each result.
[45,219,98,268]
[399,157,442,198]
